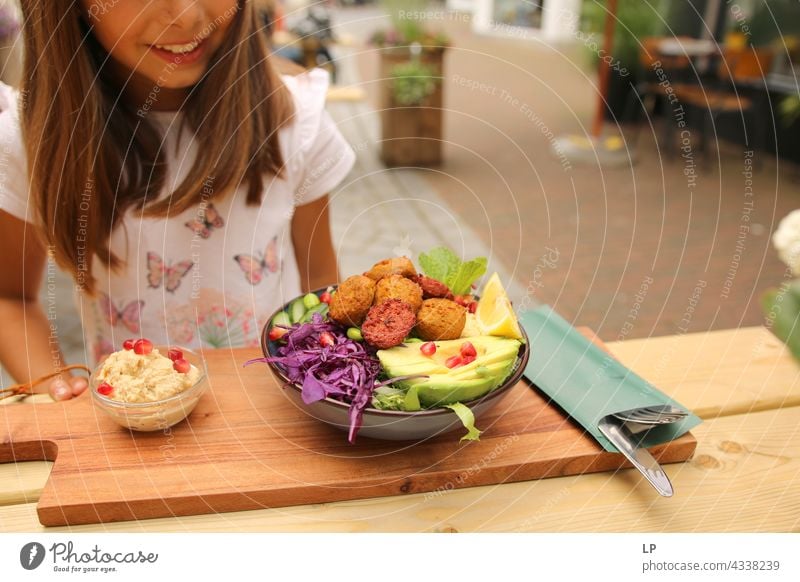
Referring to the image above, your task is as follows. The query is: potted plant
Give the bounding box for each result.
[380,57,443,166]
[763,210,800,361]
[370,0,449,166]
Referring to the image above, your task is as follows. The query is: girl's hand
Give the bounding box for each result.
[49,376,89,401]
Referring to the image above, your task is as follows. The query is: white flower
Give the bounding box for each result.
[773,209,800,276]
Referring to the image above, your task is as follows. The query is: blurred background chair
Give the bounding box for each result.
[623,36,693,149]
[672,45,775,158]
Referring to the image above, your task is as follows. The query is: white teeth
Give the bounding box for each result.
[154,40,201,54]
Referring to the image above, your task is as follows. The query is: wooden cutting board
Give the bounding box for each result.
[0,331,696,526]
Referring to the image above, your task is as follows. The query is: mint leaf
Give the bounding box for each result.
[418,247,487,295]
[444,402,482,441]
[449,257,487,295]
[418,247,460,283]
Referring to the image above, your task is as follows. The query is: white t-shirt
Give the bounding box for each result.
[0,69,355,362]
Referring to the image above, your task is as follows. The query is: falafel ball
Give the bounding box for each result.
[328,275,376,326]
[361,299,417,349]
[374,274,423,312]
[414,274,453,300]
[364,256,417,281]
[415,298,467,341]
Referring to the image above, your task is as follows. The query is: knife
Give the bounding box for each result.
[597,415,674,497]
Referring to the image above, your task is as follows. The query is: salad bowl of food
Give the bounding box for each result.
[252,248,529,443]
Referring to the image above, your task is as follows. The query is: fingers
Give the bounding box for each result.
[49,378,72,401]
[70,376,88,397]
[49,376,89,401]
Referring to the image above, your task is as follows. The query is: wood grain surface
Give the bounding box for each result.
[1,406,795,533]
[0,335,695,527]
[605,327,800,419]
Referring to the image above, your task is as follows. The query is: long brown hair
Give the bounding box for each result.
[18,1,294,294]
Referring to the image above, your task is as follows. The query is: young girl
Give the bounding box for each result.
[0,1,354,400]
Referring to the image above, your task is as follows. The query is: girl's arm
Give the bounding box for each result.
[291,194,339,293]
[0,211,87,400]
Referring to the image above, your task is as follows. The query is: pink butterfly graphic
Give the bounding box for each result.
[147,252,194,293]
[185,202,224,239]
[98,292,144,333]
[233,236,280,285]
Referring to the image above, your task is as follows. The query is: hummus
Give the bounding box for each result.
[96,348,201,403]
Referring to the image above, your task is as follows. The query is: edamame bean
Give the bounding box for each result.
[346,327,363,341]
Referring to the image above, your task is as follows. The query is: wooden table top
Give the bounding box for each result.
[2,326,799,532]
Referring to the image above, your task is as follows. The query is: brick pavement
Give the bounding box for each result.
[340,5,800,341]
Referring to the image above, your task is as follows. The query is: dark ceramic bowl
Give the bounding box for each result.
[260,287,529,441]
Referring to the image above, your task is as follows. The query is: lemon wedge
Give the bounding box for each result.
[476,272,523,339]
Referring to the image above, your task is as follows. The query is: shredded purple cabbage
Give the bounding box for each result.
[246,314,382,443]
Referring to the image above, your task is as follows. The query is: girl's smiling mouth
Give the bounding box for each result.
[149,35,210,64]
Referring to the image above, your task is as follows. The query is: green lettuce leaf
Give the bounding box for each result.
[418,247,487,296]
[444,403,482,441]
[371,386,407,410]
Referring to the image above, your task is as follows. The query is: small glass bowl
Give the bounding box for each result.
[90,346,208,432]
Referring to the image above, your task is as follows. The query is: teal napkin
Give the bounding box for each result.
[519,305,701,452]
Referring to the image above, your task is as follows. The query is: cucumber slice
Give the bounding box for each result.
[299,303,328,323]
[271,311,291,327]
[303,292,321,309]
[289,298,307,323]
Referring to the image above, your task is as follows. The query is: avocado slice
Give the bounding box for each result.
[377,336,521,408]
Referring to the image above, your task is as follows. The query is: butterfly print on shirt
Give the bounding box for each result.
[98,292,144,334]
[185,202,224,239]
[146,252,195,293]
[233,236,280,285]
[93,336,115,364]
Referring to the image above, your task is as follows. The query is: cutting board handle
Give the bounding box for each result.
[0,397,85,463]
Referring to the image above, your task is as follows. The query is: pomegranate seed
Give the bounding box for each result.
[172,358,191,374]
[460,341,477,358]
[97,382,114,396]
[468,301,478,314]
[319,291,332,304]
[122,338,135,350]
[133,338,153,355]
[462,354,476,366]
[420,342,437,356]
[445,355,463,368]
[320,331,336,347]
[167,348,183,362]
[268,327,288,342]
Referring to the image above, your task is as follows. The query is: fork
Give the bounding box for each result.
[612,405,688,425]
[598,415,674,497]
